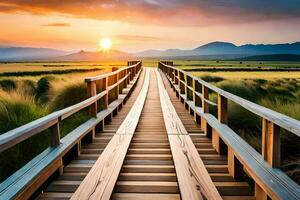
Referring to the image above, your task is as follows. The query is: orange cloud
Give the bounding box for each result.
[42,22,70,27]
[0,1,299,26]
[116,35,163,42]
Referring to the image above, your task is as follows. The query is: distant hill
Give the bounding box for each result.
[135,41,300,58]
[1,41,300,61]
[0,47,69,61]
[234,54,300,61]
[57,50,132,61]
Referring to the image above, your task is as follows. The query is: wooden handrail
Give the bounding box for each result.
[85,61,141,82]
[0,91,107,152]
[0,61,142,153]
[159,62,300,136]
[159,61,300,200]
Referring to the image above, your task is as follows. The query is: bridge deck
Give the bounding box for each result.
[111,69,180,199]
[34,68,255,200]
[1,62,299,200]
[35,68,255,200]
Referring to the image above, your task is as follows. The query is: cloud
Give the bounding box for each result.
[0,1,299,26]
[42,23,71,27]
[116,35,162,42]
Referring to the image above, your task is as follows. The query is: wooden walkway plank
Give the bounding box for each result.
[156,69,222,200]
[70,69,150,200]
[111,68,181,199]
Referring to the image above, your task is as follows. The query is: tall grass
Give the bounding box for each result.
[0,89,48,133]
[0,89,50,181]
[0,69,108,182]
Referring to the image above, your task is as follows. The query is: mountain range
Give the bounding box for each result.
[1,41,300,61]
[0,46,69,60]
[135,42,300,58]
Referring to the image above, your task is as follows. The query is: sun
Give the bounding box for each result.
[100,37,112,50]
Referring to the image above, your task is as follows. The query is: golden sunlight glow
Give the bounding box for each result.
[100,37,112,50]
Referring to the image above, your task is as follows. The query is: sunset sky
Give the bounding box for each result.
[0,0,300,52]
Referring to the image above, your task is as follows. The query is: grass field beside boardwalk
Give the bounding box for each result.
[0,61,126,72]
[191,71,300,79]
[174,60,300,68]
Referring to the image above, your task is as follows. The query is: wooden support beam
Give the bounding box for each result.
[201,85,209,113]
[212,129,226,154]
[255,183,268,200]
[218,95,228,124]
[201,85,209,135]
[87,81,97,117]
[174,70,179,85]
[192,78,197,122]
[50,121,60,147]
[212,94,228,155]
[95,120,104,132]
[228,147,243,180]
[262,118,281,168]
[103,78,109,109]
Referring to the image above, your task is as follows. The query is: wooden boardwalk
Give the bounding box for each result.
[0,61,299,200]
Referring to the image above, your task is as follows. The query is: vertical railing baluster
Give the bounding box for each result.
[184,74,189,109]
[192,79,201,124]
[218,95,228,124]
[262,118,280,167]
[201,85,211,138]
[201,85,209,113]
[87,81,97,117]
[212,94,227,154]
[50,119,60,147]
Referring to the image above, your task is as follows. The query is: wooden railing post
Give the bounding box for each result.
[201,85,212,137]
[184,74,189,109]
[112,67,119,96]
[174,70,179,85]
[218,95,228,124]
[178,71,182,95]
[193,79,201,124]
[255,183,268,200]
[87,81,97,117]
[102,78,108,109]
[228,147,243,180]
[127,62,133,81]
[262,118,280,168]
[179,72,185,95]
[50,120,60,147]
[133,64,136,77]
[170,69,174,82]
[126,68,130,85]
[202,85,209,113]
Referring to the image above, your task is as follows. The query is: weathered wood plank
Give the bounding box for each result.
[156,69,222,200]
[70,68,150,200]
